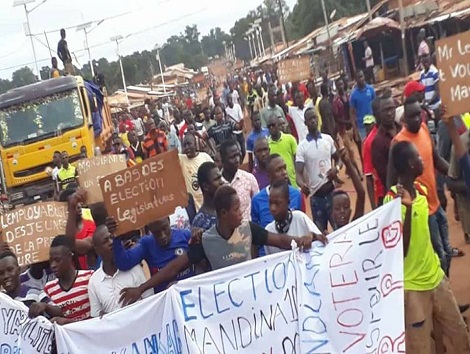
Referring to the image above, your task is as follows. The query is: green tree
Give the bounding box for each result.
[11,67,37,88]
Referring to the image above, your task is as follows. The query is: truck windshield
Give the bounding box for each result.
[0,89,84,148]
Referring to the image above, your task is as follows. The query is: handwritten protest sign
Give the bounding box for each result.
[100,149,188,235]
[0,293,54,354]
[277,56,311,84]
[0,202,67,266]
[54,201,404,354]
[77,155,127,204]
[436,30,470,117]
[298,198,404,353]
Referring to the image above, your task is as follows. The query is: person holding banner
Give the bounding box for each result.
[44,236,94,325]
[0,251,63,319]
[264,180,322,255]
[385,141,469,353]
[88,225,153,317]
[118,185,325,306]
[110,217,194,293]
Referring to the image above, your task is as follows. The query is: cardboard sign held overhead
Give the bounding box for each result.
[0,202,67,266]
[77,155,127,204]
[277,56,311,84]
[100,149,188,235]
[436,30,470,117]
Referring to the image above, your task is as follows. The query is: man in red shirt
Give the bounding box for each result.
[362,97,383,209]
[118,114,134,133]
[61,188,97,270]
[44,235,93,325]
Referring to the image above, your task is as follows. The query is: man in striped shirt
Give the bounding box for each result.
[420,54,441,118]
[44,235,93,325]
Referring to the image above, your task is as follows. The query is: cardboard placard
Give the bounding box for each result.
[436,31,470,117]
[77,155,127,204]
[277,56,311,84]
[0,202,67,266]
[208,60,228,81]
[99,149,188,235]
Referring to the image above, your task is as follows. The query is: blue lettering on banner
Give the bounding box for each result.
[116,320,182,354]
[178,258,295,323]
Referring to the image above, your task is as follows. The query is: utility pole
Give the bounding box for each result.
[398,0,409,76]
[365,0,373,22]
[277,0,288,47]
[320,0,334,61]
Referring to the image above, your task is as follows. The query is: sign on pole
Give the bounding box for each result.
[436,30,470,117]
[277,56,311,84]
[77,155,127,204]
[0,202,67,266]
[99,149,188,235]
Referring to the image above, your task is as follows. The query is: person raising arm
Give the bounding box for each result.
[119,185,327,305]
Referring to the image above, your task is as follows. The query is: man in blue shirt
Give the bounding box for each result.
[246,111,269,172]
[110,217,194,293]
[251,153,303,228]
[350,70,376,141]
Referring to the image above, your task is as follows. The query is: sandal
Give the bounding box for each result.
[452,247,465,257]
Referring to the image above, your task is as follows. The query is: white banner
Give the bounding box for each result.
[49,200,404,354]
[297,198,405,353]
[0,293,54,354]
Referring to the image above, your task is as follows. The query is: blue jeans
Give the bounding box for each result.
[428,206,451,276]
[311,193,333,232]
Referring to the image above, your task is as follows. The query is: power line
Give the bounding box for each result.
[0,7,207,73]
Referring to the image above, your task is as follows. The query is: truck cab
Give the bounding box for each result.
[0,76,113,208]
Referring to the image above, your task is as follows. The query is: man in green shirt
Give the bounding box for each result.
[385,141,469,353]
[267,115,298,188]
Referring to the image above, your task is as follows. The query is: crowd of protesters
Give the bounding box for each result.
[2,46,470,353]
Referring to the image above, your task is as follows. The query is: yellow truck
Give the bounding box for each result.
[0,76,113,208]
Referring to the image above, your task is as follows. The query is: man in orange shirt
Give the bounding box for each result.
[387,95,451,275]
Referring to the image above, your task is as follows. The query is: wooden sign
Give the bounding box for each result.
[77,155,127,204]
[436,31,470,117]
[99,149,188,235]
[0,202,67,266]
[277,56,311,84]
[208,60,228,81]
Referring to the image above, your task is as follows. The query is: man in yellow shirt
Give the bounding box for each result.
[50,57,60,78]
[57,151,77,190]
[385,141,469,353]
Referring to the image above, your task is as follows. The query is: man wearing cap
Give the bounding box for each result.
[143,118,169,158]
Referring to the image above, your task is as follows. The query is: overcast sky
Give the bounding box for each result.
[0,0,297,80]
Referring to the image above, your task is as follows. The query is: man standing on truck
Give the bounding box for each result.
[57,29,74,75]
[57,151,77,190]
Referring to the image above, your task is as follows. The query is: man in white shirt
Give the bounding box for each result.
[88,225,153,317]
[288,91,309,142]
[131,110,145,140]
[265,179,321,255]
[295,108,341,232]
[225,93,246,162]
[363,41,375,84]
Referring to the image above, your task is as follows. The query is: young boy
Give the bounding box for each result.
[384,141,469,353]
[330,148,366,230]
[264,179,322,255]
